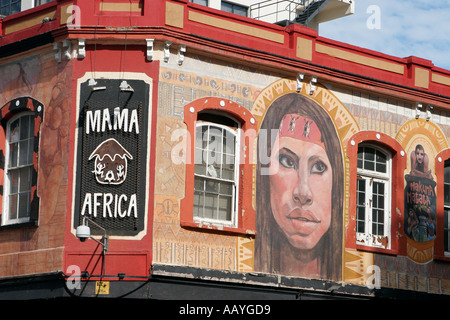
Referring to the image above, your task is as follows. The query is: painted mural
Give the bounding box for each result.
[154,65,268,271]
[251,79,359,281]
[396,119,448,264]
[0,50,71,276]
[0,52,71,226]
[254,92,343,280]
[155,59,450,293]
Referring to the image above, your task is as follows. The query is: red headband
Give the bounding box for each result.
[279,114,324,148]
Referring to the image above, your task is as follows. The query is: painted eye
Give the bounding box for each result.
[279,154,295,169]
[311,160,327,174]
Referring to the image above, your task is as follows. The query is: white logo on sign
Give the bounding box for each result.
[89,138,133,185]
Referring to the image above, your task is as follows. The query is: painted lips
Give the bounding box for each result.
[287,209,321,234]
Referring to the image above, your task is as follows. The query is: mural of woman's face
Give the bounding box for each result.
[268,116,333,251]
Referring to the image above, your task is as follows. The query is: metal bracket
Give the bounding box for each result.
[309,76,317,95]
[415,102,422,119]
[54,40,73,62]
[177,45,186,65]
[88,78,106,91]
[78,39,86,60]
[426,105,433,121]
[62,40,72,60]
[164,41,172,63]
[146,39,154,62]
[296,73,305,92]
[53,42,61,63]
[120,80,134,92]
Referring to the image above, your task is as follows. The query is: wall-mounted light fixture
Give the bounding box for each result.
[415,102,422,119]
[426,105,433,121]
[88,78,106,91]
[53,40,73,63]
[415,103,433,121]
[53,42,61,63]
[309,76,317,95]
[177,45,186,66]
[146,39,154,62]
[76,216,109,254]
[78,39,86,60]
[62,40,72,61]
[296,73,305,92]
[119,80,134,92]
[164,41,172,63]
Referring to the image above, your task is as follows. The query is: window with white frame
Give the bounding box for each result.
[2,113,35,225]
[0,0,20,16]
[221,1,248,17]
[193,113,239,227]
[34,0,52,6]
[189,0,208,6]
[444,160,450,255]
[0,0,52,17]
[356,145,391,248]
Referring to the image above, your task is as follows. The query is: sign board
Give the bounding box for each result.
[73,78,149,237]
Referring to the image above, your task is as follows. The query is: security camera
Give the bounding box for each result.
[76,224,91,242]
[76,217,109,253]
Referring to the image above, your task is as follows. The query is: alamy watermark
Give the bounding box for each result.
[170,126,280,175]
[66,265,82,290]
[366,5,381,30]
[66,4,81,29]
[366,265,381,289]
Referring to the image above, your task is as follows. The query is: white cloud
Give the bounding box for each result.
[319,0,450,69]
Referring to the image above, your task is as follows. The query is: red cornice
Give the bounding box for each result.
[1,0,450,107]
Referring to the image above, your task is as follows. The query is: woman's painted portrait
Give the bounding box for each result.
[255,92,343,281]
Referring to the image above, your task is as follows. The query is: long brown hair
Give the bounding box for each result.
[254,92,343,281]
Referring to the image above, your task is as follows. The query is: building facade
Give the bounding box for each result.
[0,0,449,300]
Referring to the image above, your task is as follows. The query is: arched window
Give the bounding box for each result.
[193,112,240,227]
[347,131,406,254]
[434,149,450,260]
[356,144,392,248]
[0,97,43,227]
[2,112,35,225]
[180,97,257,235]
[444,160,450,256]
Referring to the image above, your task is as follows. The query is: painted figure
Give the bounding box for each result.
[410,144,432,180]
[404,143,437,244]
[255,93,343,281]
[89,138,132,185]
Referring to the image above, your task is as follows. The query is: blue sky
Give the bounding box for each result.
[319,0,450,70]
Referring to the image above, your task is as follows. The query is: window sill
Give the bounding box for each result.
[181,219,256,236]
[0,220,38,231]
[356,243,397,256]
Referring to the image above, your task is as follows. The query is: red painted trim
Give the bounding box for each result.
[1,1,449,107]
[180,97,257,236]
[0,1,59,43]
[346,131,407,255]
[0,0,55,22]
[63,50,160,278]
[434,149,450,261]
